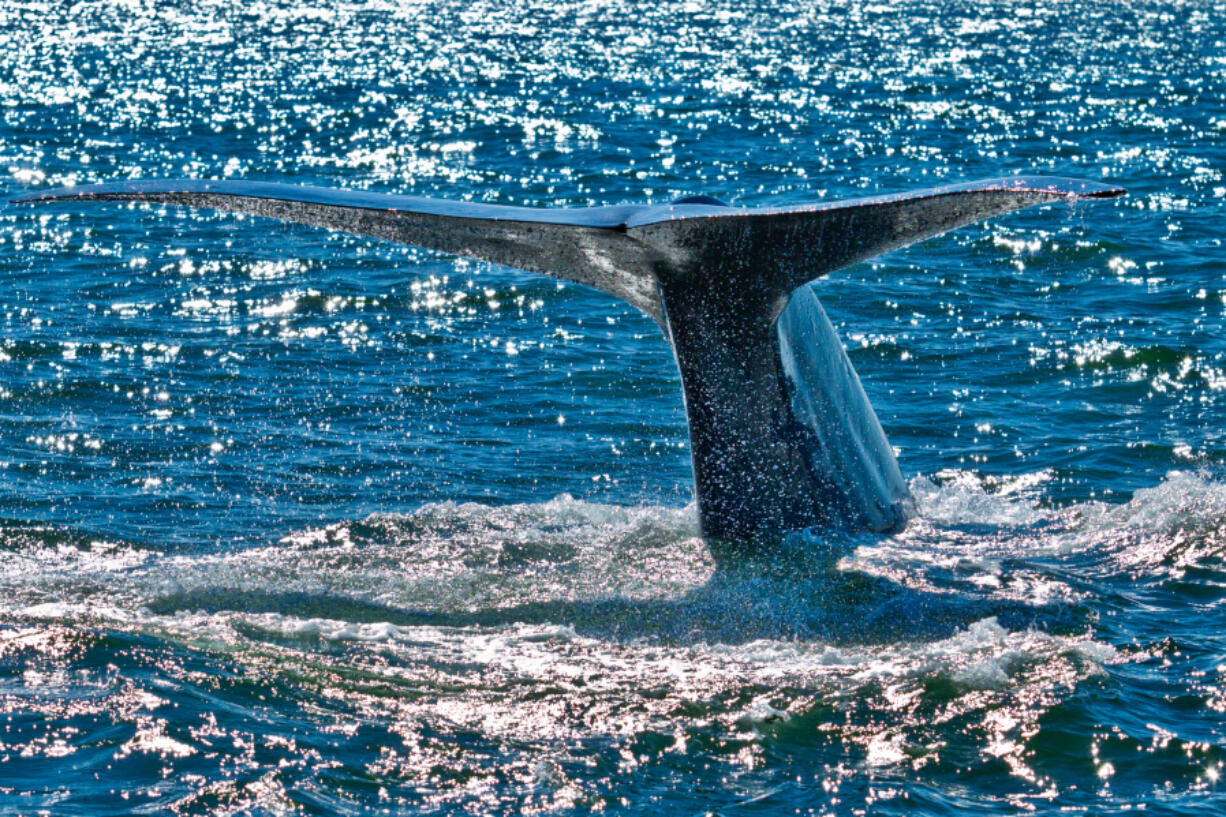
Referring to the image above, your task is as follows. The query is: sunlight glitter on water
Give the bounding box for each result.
[7,471,1217,812]
[3,0,1226,813]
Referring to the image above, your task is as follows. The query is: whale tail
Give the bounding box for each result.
[8,176,1125,542]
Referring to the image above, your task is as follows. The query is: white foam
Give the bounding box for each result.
[910,470,1054,527]
[0,481,1152,759]
[736,698,792,729]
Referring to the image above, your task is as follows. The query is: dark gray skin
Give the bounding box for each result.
[8,176,1124,548]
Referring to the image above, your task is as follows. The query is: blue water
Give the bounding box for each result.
[1,1,1224,814]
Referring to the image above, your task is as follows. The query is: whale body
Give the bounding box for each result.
[8,176,1124,545]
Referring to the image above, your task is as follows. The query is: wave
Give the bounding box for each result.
[5,471,1224,635]
[4,471,1222,783]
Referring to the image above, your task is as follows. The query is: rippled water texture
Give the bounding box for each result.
[1,1,1224,814]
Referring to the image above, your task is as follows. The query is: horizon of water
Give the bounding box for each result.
[1,1,1224,814]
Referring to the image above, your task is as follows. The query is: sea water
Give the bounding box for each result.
[0,1,1223,814]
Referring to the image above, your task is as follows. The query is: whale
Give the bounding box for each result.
[8,176,1124,546]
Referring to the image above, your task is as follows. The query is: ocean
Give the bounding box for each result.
[1,0,1223,814]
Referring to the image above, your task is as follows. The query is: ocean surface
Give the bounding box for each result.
[1,1,1224,814]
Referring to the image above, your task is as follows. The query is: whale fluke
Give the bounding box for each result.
[8,176,1124,544]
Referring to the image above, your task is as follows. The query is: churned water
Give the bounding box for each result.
[1,1,1224,814]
